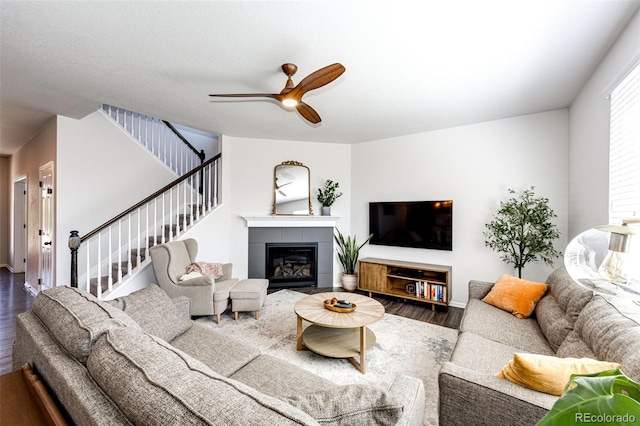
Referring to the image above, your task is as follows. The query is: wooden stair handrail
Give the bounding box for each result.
[79,153,221,242]
[162,120,206,163]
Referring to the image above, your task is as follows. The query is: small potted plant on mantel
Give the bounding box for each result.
[317,179,342,216]
[334,229,373,291]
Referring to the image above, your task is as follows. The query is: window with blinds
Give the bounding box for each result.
[609,62,640,224]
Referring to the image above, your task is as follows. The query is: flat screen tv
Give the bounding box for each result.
[369,201,453,250]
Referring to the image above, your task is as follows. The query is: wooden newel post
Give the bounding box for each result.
[69,230,81,288]
[198,150,205,194]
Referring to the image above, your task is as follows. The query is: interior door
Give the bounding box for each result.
[39,162,54,291]
[13,178,27,273]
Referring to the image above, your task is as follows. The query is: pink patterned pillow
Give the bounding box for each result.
[186,262,223,279]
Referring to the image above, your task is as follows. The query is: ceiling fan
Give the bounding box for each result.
[275,179,292,196]
[209,63,345,124]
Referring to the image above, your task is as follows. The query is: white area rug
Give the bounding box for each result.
[195,289,458,425]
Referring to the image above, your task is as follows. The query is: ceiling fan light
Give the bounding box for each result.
[282,98,298,108]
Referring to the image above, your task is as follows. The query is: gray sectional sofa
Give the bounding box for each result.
[13,284,425,425]
[439,267,640,426]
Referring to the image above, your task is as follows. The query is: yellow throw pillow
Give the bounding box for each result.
[497,353,621,396]
[482,275,548,318]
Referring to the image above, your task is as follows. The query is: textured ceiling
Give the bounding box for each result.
[1,0,639,156]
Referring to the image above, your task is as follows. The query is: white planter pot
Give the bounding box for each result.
[341,273,358,291]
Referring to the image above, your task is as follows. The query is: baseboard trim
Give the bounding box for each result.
[24,282,37,296]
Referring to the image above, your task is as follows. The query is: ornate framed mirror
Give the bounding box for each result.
[272,161,313,215]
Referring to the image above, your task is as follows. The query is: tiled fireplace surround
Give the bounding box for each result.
[245,216,338,288]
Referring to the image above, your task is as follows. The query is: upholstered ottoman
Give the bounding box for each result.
[230,279,268,320]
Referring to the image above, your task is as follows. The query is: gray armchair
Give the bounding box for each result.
[149,239,238,323]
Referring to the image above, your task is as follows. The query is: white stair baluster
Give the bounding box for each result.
[86,239,91,293]
[163,124,167,164]
[107,226,113,290]
[182,180,188,231]
[195,173,201,221]
[202,165,207,211]
[96,233,102,299]
[169,188,173,239]
[161,192,166,243]
[190,174,194,225]
[126,214,131,284]
[136,207,142,267]
[154,197,158,247]
[212,162,218,208]
[117,220,122,282]
[145,203,150,258]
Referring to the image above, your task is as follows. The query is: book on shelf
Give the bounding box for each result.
[413,280,447,302]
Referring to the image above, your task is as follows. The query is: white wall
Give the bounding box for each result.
[179,136,234,263]
[224,136,351,284]
[351,110,569,307]
[568,9,640,238]
[56,110,179,285]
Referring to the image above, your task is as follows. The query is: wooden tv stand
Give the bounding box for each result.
[358,257,451,310]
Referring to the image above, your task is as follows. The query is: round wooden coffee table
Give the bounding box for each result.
[294,292,385,374]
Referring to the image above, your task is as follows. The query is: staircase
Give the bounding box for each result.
[100,104,205,175]
[69,106,221,299]
[88,204,206,296]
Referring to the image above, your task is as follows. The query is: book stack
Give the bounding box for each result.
[414,281,447,303]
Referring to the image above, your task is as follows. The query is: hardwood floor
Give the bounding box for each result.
[0,268,33,375]
[0,270,463,375]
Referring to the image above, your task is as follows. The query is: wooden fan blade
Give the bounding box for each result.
[289,63,345,99]
[296,102,321,124]
[209,93,280,99]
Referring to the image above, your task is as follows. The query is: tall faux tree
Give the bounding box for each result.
[484,187,561,278]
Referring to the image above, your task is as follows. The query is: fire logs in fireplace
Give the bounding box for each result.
[266,243,318,288]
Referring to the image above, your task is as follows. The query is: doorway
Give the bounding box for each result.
[39,162,54,291]
[12,177,27,273]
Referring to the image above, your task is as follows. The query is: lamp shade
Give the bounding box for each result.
[564,225,640,300]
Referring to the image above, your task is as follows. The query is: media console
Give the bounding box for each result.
[358,257,451,310]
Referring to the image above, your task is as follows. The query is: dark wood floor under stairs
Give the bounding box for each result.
[1,267,463,375]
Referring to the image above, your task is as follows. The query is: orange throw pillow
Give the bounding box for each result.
[482,275,548,318]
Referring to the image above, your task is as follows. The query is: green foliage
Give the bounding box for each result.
[484,187,561,278]
[537,369,640,426]
[334,229,373,275]
[317,179,343,207]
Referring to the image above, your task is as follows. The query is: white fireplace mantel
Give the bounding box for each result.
[242,215,340,228]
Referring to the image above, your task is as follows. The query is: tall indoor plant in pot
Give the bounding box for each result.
[317,179,342,216]
[334,228,373,291]
[484,186,561,278]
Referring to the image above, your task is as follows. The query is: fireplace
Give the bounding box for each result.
[266,243,318,288]
[247,225,333,288]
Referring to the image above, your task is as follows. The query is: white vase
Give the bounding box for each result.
[341,273,358,291]
[321,206,331,216]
